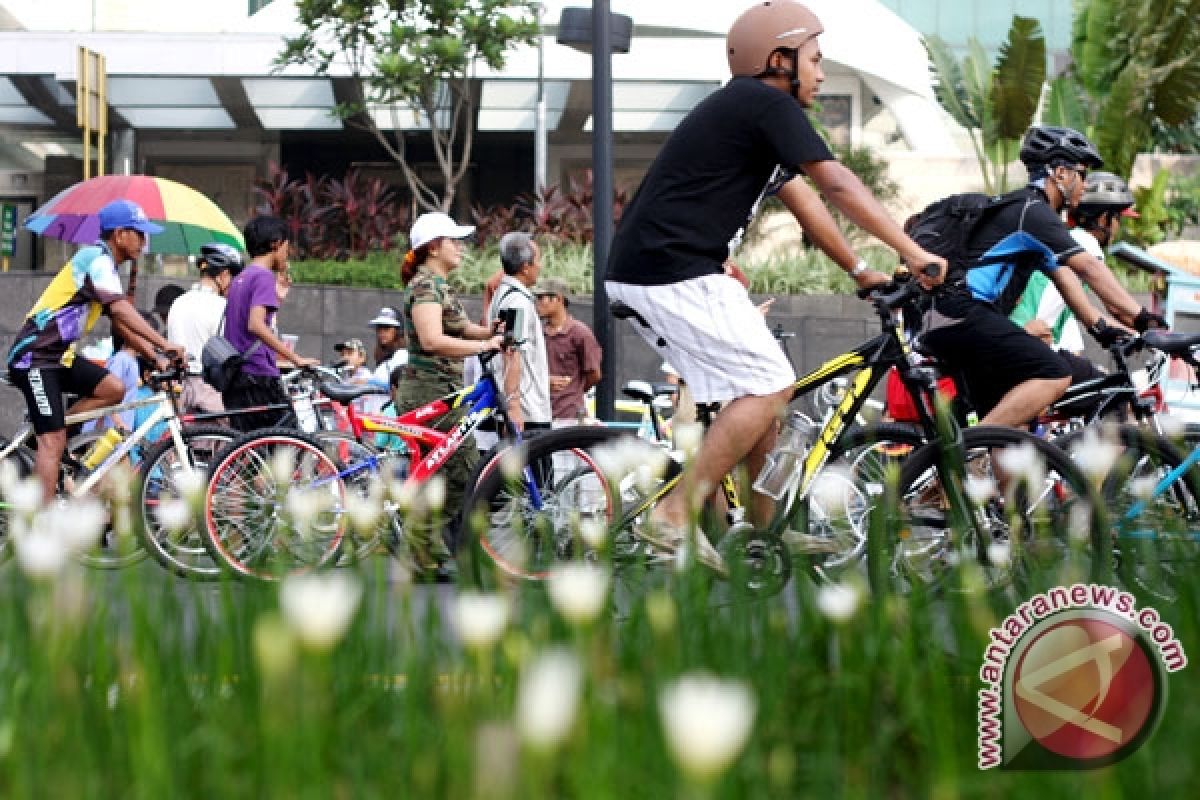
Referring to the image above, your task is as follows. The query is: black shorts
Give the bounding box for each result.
[920,292,1071,417]
[9,358,109,435]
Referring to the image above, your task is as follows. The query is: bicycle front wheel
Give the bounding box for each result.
[874,426,1098,596]
[138,425,237,579]
[67,429,148,570]
[204,428,347,581]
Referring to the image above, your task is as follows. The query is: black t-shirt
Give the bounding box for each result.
[954,186,1084,314]
[607,77,833,285]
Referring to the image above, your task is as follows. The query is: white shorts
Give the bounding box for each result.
[606,274,795,404]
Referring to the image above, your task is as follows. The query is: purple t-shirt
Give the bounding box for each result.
[223,264,279,377]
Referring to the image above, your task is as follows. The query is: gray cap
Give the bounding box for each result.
[368,307,402,327]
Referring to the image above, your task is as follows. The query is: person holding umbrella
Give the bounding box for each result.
[7,199,186,501]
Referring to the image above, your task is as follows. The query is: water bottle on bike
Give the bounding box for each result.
[753,410,816,500]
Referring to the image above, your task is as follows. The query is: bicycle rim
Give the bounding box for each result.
[139,425,236,579]
[205,431,347,581]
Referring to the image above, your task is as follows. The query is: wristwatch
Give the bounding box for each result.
[850,260,869,278]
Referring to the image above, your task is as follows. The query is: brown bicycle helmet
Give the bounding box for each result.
[727,1,824,78]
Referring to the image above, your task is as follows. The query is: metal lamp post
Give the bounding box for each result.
[557,3,632,422]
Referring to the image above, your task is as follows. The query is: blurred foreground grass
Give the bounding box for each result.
[0,550,1197,798]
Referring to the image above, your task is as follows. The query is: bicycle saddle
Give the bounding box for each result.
[318,382,389,404]
[622,380,655,404]
[610,301,666,347]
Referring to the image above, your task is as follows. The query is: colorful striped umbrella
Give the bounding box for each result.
[24,174,244,255]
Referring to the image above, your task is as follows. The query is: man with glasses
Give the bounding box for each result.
[919,125,1162,427]
[7,199,185,500]
[535,276,602,423]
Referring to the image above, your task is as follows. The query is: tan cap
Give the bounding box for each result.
[727,1,824,78]
[534,277,571,299]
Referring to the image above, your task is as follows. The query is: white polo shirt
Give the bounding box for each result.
[167,283,226,374]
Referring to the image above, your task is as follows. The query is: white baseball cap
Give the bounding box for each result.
[408,212,475,251]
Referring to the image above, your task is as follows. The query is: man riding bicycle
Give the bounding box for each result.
[606,1,946,570]
[7,199,185,501]
[919,126,1163,427]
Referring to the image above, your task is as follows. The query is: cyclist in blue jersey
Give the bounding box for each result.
[919,126,1163,426]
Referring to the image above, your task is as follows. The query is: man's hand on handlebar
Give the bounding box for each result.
[852,268,890,291]
[1134,307,1168,333]
[906,252,948,290]
[291,355,322,369]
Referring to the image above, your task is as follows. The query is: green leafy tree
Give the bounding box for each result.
[277,0,538,213]
[1043,0,1200,177]
[925,17,1046,194]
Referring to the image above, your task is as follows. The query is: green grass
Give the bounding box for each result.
[1,527,1197,796]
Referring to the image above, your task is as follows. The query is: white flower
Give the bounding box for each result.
[270,448,297,488]
[7,477,43,516]
[810,468,854,518]
[172,465,206,505]
[285,488,324,531]
[0,458,20,493]
[344,490,382,535]
[500,447,526,481]
[155,497,192,533]
[1128,475,1159,500]
[454,591,510,651]
[390,477,418,512]
[422,474,447,513]
[278,572,362,651]
[634,448,670,494]
[13,529,69,580]
[579,517,609,550]
[515,648,582,751]
[815,582,861,624]
[965,475,998,506]
[996,442,1042,483]
[592,439,648,483]
[986,541,1012,568]
[1070,429,1121,480]
[658,673,757,784]
[1067,503,1094,543]
[673,422,704,459]
[546,564,610,625]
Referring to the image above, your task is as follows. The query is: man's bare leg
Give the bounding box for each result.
[979,377,1070,427]
[651,387,790,529]
[33,375,125,501]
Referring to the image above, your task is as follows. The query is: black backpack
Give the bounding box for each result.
[907,191,1026,281]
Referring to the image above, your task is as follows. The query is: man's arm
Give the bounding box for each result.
[803,160,946,285]
[1064,251,1141,328]
[247,305,319,368]
[108,298,184,362]
[1047,267,1104,330]
[775,178,888,289]
[579,327,603,390]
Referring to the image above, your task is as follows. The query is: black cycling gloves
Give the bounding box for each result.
[1134,307,1168,333]
[1088,317,1131,348]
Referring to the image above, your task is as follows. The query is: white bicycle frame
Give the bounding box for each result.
[1,391,191,496]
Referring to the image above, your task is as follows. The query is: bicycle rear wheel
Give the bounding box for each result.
[461,426,656,586]
[138,425,237,579]
[874,426,1098,596]
[204,427,347,581]
[0,436,35,563]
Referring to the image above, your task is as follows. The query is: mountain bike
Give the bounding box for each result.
[0,364,235,575]
[463,272,1096,598]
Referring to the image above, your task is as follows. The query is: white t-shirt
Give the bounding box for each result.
[167,283,226,374]
[488,276,551,424]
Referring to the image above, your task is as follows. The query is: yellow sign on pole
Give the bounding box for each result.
[77,46,107,179]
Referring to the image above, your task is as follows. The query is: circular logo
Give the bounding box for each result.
[1012,614,1159,761]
